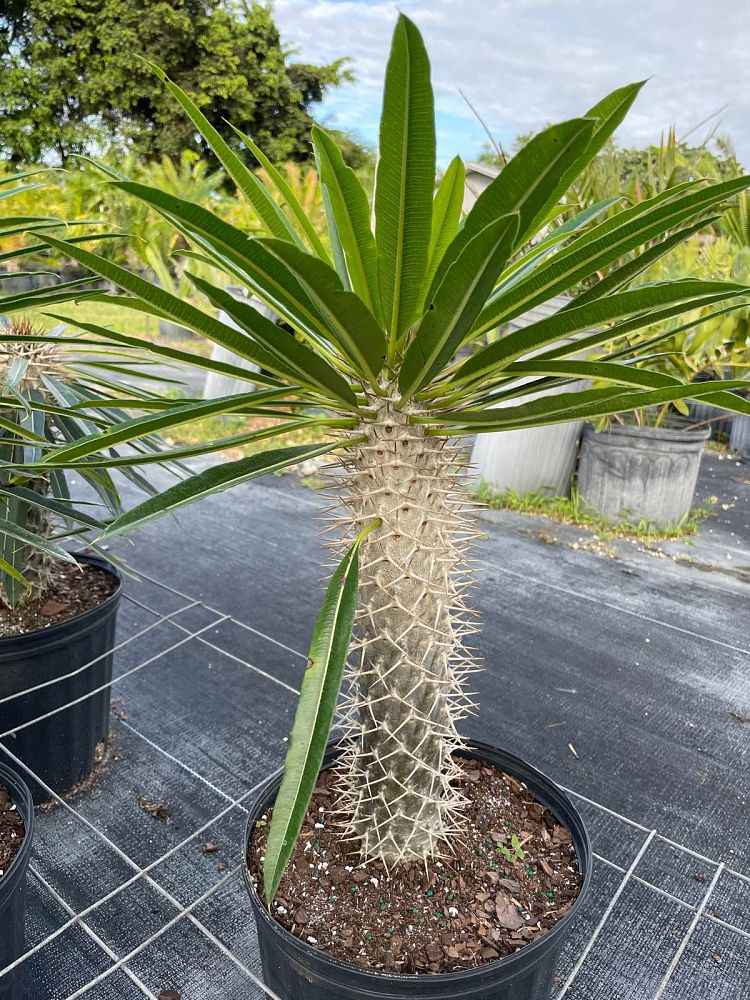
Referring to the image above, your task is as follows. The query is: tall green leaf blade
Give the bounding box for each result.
[230,123,331,261]
[260,238,386,381]
[375,14,436,338]
[425,156,465,294]
[400,214,519,397]
[263,519,379,904]
[312,125,381,320]
[100,442,341,538]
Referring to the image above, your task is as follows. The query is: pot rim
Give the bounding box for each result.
[242,738,593,985]
[0,760,34,903]
[0,552,122,651]
[583,421,710,444]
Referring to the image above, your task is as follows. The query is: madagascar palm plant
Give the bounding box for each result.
[32,16,750,898]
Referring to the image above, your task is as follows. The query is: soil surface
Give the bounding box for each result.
[0,784,25,878]
[248,758,583,975]
[0,562,117,639]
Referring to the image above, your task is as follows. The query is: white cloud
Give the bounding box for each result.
[274,0,750,166]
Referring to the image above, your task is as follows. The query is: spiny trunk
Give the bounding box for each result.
[331,398,479,865]
[0,477,56,607]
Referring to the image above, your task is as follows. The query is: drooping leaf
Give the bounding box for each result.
[100,442,342,538]
[263,518,380,904]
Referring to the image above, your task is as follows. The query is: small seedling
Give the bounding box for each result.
[496,833,525,864]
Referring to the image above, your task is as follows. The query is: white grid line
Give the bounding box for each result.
[494,565,750,657]
[0,570,746,998]
[0,597,199,708]
[652,863,726,1000]
[556,830,656,997]
[0,742,279,1000]
[29,866,158,1000]
[0,615,230,741]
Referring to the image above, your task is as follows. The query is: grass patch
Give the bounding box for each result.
[476,482,714,544]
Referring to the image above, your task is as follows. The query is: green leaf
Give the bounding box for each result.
[0,517,78,564]
[375,14,436,339]
[186,273,359,409]
[430,118,596,297]
[34,235,290,387]
[0,486,105,528]
[148,64,300,244]
[263,518,380,904]
[100,442,341,538]
[98,184,336,349]
[452,280,749,387]
[42,388,291,465]
[472,174,750,337]
[422,379,750,433]
[400,213,519,398]
[569,218,718,308]
[230,123,331,261]
[260,238,386,382]
[425,156,465,295]
[312,125,381,320]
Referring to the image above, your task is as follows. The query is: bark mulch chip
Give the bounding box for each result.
[0,562,117,638]
[248,758,583,975]
[0,784,25,879]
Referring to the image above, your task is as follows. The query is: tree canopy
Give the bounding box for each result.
[0,0,352,165]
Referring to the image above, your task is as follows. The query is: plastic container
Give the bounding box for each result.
[577,421,710,528]
[0,554,121,803]
[0,761,34,1000]
[243,740,592,1000]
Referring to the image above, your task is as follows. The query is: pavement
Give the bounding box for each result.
[4,450,749,999]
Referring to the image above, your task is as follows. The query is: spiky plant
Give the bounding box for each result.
[0,314,180,608]
[34,17,750,893]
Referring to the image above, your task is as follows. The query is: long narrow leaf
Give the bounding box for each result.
[263,518,380,904]
[100,442,342,538]
[148,64,300,244]
[312,125,381,319]
[375,13,436,339]
[424,156,465,295]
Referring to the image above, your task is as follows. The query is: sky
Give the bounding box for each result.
[273,0,750,169]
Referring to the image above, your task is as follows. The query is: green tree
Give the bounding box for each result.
[0,0,350,165]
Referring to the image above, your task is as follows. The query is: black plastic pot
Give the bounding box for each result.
[0,761,34,1000]
[0,554,121,803]
[243,740,592,1000]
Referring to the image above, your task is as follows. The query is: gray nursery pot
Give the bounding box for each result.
[577,422,710,528]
